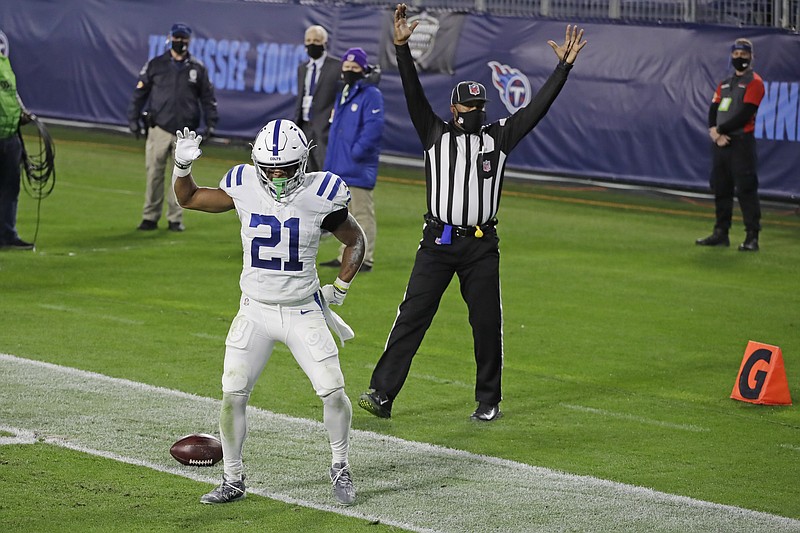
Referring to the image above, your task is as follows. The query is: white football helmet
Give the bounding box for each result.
[251,119,311,200]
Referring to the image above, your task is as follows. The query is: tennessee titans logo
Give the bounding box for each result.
[488,61,531,114]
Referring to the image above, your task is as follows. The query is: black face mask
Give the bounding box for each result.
[732,57,750,71]
[171,40,188,55]
[341,71,364,87]
[456,108,486,134]
[306,44,324,60]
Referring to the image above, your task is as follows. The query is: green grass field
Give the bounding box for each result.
[1,125,799,531]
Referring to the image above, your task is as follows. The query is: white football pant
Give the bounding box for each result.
[217,294,352,480]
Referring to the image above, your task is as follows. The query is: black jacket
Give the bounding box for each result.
[127,52,218,133]
[293,55,341,145]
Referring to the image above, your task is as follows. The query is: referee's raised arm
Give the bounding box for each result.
[503,25,587,151]
[393,3,442,148]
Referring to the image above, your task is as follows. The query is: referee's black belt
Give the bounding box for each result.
[424,214,497,238]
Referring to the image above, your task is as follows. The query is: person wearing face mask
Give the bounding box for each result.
[171,121,366,507]
[358,4,587,423]
[294,25,341,172]
[321,48,384,273]
[696,38,765,252]
[127,22,218,232]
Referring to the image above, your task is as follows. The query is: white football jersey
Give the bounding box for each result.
[219,165,351,304]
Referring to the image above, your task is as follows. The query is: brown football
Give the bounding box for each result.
[169,433,223,467]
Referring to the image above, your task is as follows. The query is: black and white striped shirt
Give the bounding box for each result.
[396,44,572,227]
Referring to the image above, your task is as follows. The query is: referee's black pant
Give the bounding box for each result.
[710,133,761,234]
[369,222,503,405]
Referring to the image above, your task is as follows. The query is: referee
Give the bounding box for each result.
[359,4,587,422]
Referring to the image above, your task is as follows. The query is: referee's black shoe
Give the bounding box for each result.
[358,390,392,419]
[695,229,729,247]
[738,231,759,252]
[470,402,502,422]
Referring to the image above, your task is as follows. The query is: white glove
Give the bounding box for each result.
[174,127,203,176]
[321,278,349,306]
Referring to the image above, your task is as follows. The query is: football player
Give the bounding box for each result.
[172,120,365,506]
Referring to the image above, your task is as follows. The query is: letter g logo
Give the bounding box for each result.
[737,348,772,400]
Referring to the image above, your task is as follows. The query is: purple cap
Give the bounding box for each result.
[342,47,368,70]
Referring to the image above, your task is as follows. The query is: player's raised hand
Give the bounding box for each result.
[547,25,587,65]
[394,3,419,46]
[174,127,203,170]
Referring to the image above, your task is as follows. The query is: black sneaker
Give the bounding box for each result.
[470,402,502,422]
[358,390,392,419]
[137,219,158,231]
[738,232,759,252]
[1,238,34,250]
[359,263,373,272]
[320,259,342,268]
[330,462,356,505]
[168,221,185,232]
[695,230,729,247]
[200,474,246,504]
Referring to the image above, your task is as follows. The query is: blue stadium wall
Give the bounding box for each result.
[2,0,799,199]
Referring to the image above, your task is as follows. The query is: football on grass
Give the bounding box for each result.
[170,433,223,466]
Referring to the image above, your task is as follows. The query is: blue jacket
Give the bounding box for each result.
[323,80,384,190]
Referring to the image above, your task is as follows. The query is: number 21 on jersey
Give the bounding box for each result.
[249,214,302,271]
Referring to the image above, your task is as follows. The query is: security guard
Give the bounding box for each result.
[696,38,765,252]
[127,22,218,232]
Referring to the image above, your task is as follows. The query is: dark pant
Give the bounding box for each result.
[0,135,23,244]
[369,222,503,404]
[710,134,761,234]
[300,121,328,173]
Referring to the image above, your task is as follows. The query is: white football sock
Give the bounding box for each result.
[322,388,352,465]
[219,392,249,480]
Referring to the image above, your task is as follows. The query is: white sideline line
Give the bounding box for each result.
[2,353,799,533]
[0,428,36,445]
[560,403,712,432]
[359,364,472,389]
[190,332,226,341]
[38,303,145,326]
[415,373,472,388]
[0,427,432,533]
[35,243,185,256]
[58,181,140,196]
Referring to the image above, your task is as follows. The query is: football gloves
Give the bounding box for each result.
[321,278,350,306]
[174,127,203,176]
